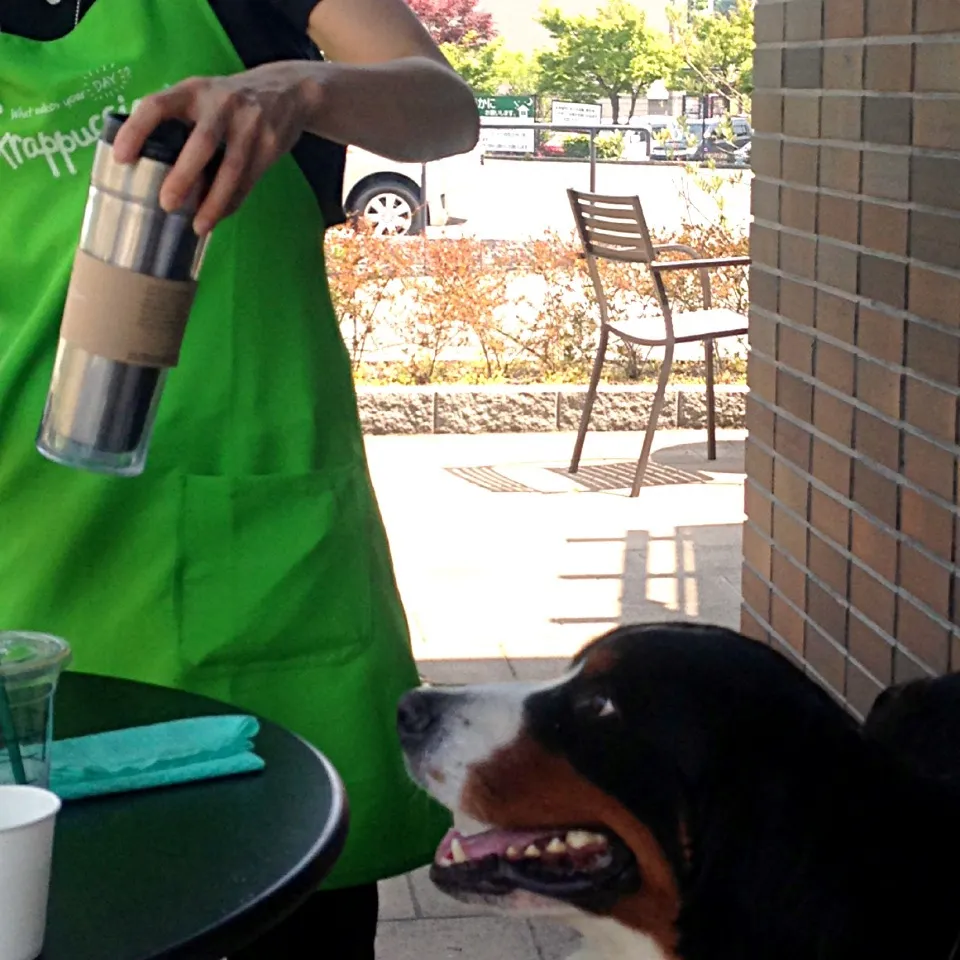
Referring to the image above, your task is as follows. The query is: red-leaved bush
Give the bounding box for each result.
[326,189,749,386]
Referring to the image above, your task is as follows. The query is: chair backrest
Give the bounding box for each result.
[567,189,656,264]
[567,188,673,332]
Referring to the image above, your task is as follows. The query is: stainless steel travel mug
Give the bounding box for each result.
[37,112,215,477]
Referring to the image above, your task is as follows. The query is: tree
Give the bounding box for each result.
[441,36,539,94]
[668,0,755,105]
[535,0,673,124]
[495,47,540,95]
[441,37,501,92]
[406,0,496,46]
[687,0,740,13]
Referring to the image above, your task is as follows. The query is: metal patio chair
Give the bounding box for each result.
[567,188,751,497]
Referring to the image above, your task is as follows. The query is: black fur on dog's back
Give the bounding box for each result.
[863,673,960,794]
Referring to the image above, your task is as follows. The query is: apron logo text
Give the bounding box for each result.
[0,95,143,178]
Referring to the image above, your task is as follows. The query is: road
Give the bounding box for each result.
[443,159,752,240]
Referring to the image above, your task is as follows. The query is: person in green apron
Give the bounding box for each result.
[0,0,477,955]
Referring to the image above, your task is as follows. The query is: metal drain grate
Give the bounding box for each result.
[446,466,545,493]
[447,460,712,493]
[548,460,711,492]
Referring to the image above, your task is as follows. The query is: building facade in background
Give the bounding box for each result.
[744,0,960,715]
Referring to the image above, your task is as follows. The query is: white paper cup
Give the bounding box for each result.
[0,786,61,960]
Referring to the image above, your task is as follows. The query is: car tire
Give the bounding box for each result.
[351,180,425,237]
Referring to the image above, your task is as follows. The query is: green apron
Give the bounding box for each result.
[0,0,448,888]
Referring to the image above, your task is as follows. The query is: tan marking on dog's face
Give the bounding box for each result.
[461,732,681,958]
[577,642,621,679]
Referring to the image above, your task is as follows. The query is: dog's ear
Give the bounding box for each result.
[863,682,909,732]
[861,676,960,790]
[861,679,934,752]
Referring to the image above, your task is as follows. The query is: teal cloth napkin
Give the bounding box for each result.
[49,715,265,800]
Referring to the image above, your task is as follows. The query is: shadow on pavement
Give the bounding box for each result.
[444,439,744,495]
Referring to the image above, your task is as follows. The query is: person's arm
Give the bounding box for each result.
[302,0,480,162]
[112,0,479,235]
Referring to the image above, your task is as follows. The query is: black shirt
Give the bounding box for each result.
[1,0,347,226]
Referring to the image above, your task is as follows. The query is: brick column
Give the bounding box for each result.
[743,0,960,716]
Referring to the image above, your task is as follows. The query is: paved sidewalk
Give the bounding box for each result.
[365,430,747,959]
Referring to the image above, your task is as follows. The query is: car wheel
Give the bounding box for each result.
[352,181,425,237]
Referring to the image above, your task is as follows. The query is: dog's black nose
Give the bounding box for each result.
[397,689,440,743]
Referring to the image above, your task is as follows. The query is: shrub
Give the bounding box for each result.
[325,225,406,371]
[324,169,749,386]
[562,132,624,160]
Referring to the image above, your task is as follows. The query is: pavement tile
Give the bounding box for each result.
[507,657,571,681]
[379,874,418,921]
[418,658,514,685]
[408,866,497,919]
[376,916,540,959]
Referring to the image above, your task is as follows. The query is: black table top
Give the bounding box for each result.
[42,672,348,960]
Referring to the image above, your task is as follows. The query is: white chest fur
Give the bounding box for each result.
[567,916,671,960]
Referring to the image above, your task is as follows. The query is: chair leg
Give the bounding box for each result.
[570,328,609,474]
[705,337,717,461]
[631,342,674,497]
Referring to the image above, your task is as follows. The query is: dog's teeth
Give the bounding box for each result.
[437,855,454,868]
[505,846,521,859]
[451,838,468,864]
[523,844,541,858]
[546,838,567,854]
[566,830,594,849]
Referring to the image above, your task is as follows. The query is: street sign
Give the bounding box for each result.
[477,96,537,154]
[551,101,602,125]
[476,95,535,119]
[478,123,534,155]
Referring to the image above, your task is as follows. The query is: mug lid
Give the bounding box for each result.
[101,112,225,173]
[101,112,192,166]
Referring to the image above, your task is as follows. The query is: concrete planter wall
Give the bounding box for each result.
[357,384,747,435]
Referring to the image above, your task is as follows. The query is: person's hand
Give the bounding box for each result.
[112,62,319,235]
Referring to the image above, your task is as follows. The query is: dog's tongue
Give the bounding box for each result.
[436,827,556,862]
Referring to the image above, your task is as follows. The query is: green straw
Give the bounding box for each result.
[0,659,27,785]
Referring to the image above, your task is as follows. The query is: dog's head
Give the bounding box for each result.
[398,622,858,956]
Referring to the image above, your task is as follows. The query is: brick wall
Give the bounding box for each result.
[742,0,960,717]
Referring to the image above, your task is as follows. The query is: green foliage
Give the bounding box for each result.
[496,48,541,95]
[441,35,500,93]
[441,35,540,95]
[535,0,673,124]
[562,133,624,159]
[667,0,755,103]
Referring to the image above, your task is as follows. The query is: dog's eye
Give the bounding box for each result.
[576,693,619,720]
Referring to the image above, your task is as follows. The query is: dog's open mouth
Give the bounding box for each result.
[429,826,639,905]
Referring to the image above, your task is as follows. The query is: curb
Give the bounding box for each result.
[357,384,747,435]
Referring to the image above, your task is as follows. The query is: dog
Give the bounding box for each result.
[397,622,960,960]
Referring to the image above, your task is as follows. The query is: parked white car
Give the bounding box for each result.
[623,115,675,160]
[650,116,753,161]
[343,144,482,236]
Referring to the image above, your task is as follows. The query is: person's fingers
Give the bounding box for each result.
[158,107,230,215]
[192,107,262,235]
[111,79,205,164]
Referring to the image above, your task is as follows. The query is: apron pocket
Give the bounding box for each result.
[177,465,374,671]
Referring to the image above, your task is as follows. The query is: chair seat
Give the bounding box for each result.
[608,308,748,346]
